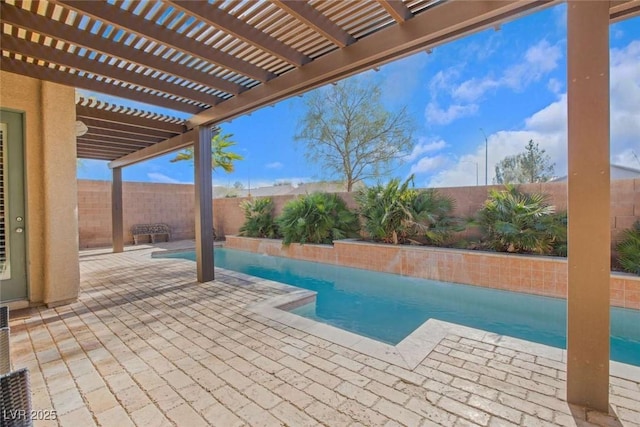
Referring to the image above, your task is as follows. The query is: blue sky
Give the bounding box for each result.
[77,4,640,189]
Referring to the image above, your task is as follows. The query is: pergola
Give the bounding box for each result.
[2,0,639,412]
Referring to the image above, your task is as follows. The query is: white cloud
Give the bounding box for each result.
[425,102,478,125]
[409,155,447,175]
[147,173,191,184]
[381,54,428,104]
[524,94,567,133]
[427,130,564,188]
[428,66,462,97]
[403,139,447,162]
[265,161,283,169]
[524,40,561,74]
[452,78,499,103]
[451,39,562,103]
[429,40,640,188]
[547,78,562,94]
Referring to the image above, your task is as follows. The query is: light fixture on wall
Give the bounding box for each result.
[75,120,88,137]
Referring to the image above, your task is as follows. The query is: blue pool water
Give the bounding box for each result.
[163,248,640,366]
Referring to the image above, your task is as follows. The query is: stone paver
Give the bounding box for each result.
[6,242,639,427]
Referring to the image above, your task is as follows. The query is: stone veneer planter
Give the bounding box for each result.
[225,235,640,310]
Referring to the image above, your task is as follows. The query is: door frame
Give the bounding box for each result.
[0,108,28,303]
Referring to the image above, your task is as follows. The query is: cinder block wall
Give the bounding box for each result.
[78,179,639,249]
[78,180,195,247]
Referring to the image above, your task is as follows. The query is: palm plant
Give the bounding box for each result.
[356,176,461,245]
[171,132,243,172]
[475,185,564,254]
[276,193,359,245]
[355,176,417,244]
[617,221,640,275]
[408,189,463,246]
[238,198,279,239]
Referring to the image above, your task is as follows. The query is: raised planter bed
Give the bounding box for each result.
[224,235,640,310]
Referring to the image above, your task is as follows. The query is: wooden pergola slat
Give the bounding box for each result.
[270,0,356,48]
[167,0,310,67]
[187,0,559,128]
[75,105,185,134]
[79,118,177,140]
[55,0,274,83]
[79,133,157,147]
[376,0,414,23]
[0,56,202,114]
[1,35,220,107]
[0,2,241,97]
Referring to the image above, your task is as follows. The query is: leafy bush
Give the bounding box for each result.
[276,193,359,245]
[356,176,461,245]
[475,185,566,255]
[238,198,279,238]
[617,221,640,275]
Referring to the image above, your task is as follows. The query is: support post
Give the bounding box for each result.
[566,1,610,412]
[112,167,124,253]
[194,125,214,282]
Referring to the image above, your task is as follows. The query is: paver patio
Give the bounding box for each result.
[7,242,640,426]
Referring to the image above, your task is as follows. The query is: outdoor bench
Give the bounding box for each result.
[131,223,171,244]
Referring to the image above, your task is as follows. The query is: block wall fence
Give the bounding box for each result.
[77,179,640,249]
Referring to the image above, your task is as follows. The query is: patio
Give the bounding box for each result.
[7,242,640,426]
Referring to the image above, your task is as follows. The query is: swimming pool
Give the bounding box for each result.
[162,248,640,366]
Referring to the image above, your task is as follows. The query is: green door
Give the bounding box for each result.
[0,110,27,302]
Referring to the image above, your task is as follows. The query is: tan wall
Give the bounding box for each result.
[0,72,79,306]
[78,180,196,247]
[78,179,639,250]
[225,236,640,310]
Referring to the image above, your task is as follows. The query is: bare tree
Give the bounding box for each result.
[295,79,414,191]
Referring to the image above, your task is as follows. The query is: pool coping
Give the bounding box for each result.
[152,249,640,381]
[238,271,640,381]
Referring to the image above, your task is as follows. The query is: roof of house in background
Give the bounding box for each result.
[213,181,365,198]
[550,163,640,182]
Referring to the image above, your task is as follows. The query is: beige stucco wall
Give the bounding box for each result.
[0,71,79,306]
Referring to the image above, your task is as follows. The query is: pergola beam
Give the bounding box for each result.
[54,0,274,83]
[82,129,161,145]
[167,0,310,67]
[610,0,640,22]
[76,106,185,134]
[1,35,219,106]
[0,2,241,96]
[108,129,196,169]
[376,0,413,23]
[79,118,178,140]
[189,0,558,128]
[0,58,202,114]
[270,0,356,48]
[78,137,153,150]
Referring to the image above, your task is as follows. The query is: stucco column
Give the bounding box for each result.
[112,167,124,253]
[194,125,214,282]
[41,81,80,306]
[566,1,610,411]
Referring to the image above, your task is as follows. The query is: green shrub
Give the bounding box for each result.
[410,189,464,246]
[475,185,565,255]
[617,221,640,275]
[238,198,279,238]
[276,192,359,245]
[356,175,462,245]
